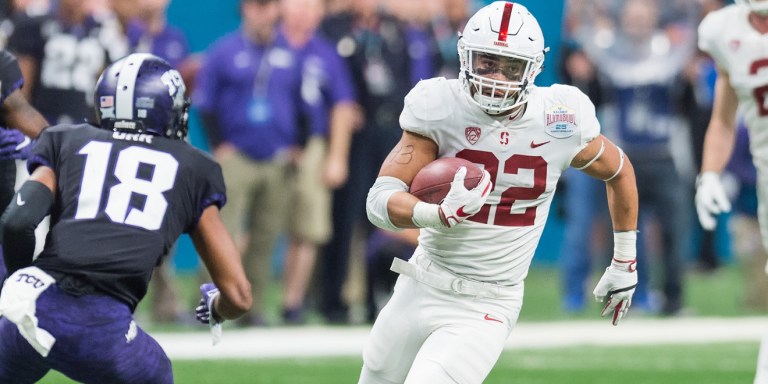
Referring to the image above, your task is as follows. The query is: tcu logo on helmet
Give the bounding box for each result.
[161,69,186,109]
[466,126,481,144]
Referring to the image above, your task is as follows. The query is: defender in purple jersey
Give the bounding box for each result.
[0,53,251,384]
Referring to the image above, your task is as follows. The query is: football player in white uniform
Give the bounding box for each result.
[362,2,640,383]
[696,1,768,382]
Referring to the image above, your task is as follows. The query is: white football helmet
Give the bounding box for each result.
[736,0,768,15]
[458,1,547,115]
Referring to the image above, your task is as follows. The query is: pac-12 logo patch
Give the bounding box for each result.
[465,126,481,145]
[544,105,577,139]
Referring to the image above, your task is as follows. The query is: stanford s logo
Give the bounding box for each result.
[465,127,481,145]
[500,131,509,145]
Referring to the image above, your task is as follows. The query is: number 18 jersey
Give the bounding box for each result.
[27,124,226,310]
[401,78,599,285]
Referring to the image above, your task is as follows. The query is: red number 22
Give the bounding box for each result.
[456,149,547,227]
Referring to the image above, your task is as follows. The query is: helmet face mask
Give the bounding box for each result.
[737,0,768,15]
[94,53,190,140]
[458,1,547,115]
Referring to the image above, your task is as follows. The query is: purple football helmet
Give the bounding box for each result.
[94,53,190,140]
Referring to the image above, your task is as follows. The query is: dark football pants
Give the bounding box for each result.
[0,284,173,383]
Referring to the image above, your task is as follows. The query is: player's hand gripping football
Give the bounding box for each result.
[593,259,637,326]
[196,283,223,345]
[695,172,731,231]
[439,167,492,227]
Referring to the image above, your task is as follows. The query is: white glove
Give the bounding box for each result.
[593,259,637,326]
[439,167,492,227]
[695,172,732,231]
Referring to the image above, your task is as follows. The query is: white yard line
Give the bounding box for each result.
[156,317,768,360]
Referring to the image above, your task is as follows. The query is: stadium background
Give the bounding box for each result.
[36,1,768,383]
[167,0,582,271]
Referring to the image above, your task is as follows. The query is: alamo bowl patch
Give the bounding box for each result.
[544,105,577,139]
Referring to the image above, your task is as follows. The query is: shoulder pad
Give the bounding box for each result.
[698,6,733,57]
[403,78,452,122]
[546,84,590,105]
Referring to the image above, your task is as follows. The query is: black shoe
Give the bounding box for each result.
[282,307,305,325]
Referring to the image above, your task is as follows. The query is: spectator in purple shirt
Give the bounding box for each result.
[194,0,305,326]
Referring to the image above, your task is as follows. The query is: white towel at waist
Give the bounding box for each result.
[0,266,56,357]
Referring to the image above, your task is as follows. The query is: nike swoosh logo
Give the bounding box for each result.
[484,314,503,323]
[530,140,550,148]
[456,206,472,218]
[16,194,25,206]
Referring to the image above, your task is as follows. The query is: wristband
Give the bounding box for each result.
[613,230,637,262]
[411,201,446,229]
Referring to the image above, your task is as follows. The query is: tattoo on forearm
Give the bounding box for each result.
[387,144,415,164]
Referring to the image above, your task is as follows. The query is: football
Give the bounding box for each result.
[410,157,484,204]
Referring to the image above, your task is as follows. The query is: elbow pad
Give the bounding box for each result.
[366,176,408,232]
[1,180,53,275]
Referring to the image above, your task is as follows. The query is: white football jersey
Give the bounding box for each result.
[401,78,600,285]
[699,5,768,161]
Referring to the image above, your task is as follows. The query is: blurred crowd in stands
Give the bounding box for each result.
[2,0,764,327]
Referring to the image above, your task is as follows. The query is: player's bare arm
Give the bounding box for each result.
[380,131,438,180]
[1,90,49,139]
[571,134,639,325]
[701,68,739,174]
[191,206,253,320]
[27,165,57,193]
[695,68,739,230]
[375,131,438,228]
[571,134,638,231]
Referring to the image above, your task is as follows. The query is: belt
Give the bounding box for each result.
[390,257,521,299]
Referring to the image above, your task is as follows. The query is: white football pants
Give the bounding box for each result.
[750,160,768,383]
[358,253,524,384]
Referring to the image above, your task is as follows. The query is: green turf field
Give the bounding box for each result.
[134,261,755,326]
[38,342,758,383]
[33,264,766,383]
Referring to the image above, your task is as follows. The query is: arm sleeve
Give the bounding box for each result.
[0,181,53,275]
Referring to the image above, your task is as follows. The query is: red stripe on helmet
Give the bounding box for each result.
[498,2,514,42]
